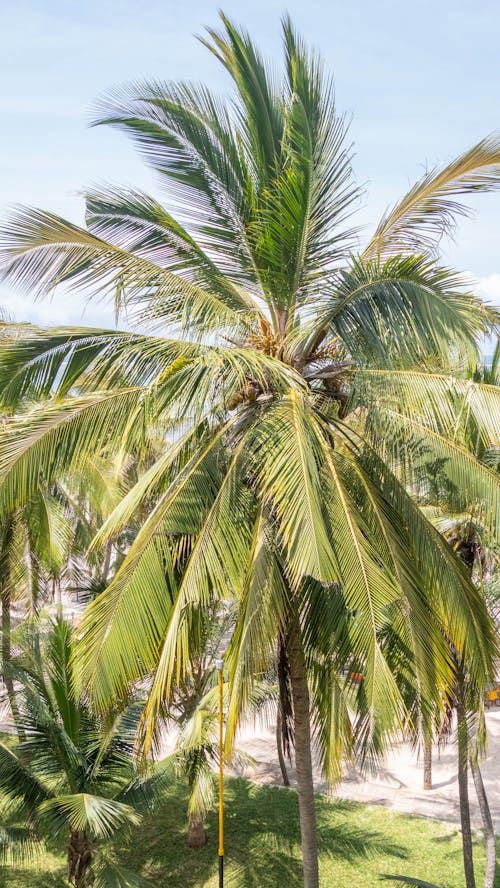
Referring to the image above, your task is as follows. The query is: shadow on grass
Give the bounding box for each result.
[0,870,66,888]
[116,777,407,887]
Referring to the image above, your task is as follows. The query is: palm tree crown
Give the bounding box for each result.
[0,14,499,887]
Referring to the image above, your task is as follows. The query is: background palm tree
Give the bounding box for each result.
[0,618,165,887]
[0,15,499,887]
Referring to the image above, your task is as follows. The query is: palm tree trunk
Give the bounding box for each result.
[276,705,290,787]
[423,730,432,791]
[101,539,113,585]
[457,699,476,888]
[287,624,319,888]
[1,579,21,731]
[187,813,207,848]
[470,758,496,888]
[1,517,25,743]
[68,829,94,886]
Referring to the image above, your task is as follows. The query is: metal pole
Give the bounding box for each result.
[215,658,224,888]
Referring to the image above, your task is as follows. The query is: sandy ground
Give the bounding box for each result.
[228,710,500,829]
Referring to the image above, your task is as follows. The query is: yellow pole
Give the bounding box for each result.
[216,658,224,887]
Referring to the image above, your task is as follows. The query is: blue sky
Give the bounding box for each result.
[1,0,499,327]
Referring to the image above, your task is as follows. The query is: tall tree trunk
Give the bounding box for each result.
[187,813,207,848]
[457,698,476,888]
[470,758,496,888]
[101,539,113,586]
[287,624,319,888]
[67,829,94,887]
[1,517,25,743]
[423,730,433,791]
[276,705,290,787]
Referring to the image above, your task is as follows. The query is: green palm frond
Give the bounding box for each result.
[316,441,406,741]
[38,793,140,838]
[0,326,203,407]
[0,389,145,510]
[0,743,51,812]
[200,13,283,184]
[74,535,176,707]
[92,78,260,286]
[366,406,500,531]
[93,852,152,888]
[85,185,263,315]
[316,255,496,366]
[354,369,500,448]
[76,422,235,708]
[365,132,500,257]
[225,510,287,747]
[0,208,255,335]
[249,390,337,585]
[281,16,360,270]
[356,446,496,686]
[137,449,256,748]
[0,825,42,866]
[89,421,204,548]
[308,653,354,785]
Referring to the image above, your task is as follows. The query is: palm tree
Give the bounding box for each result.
[172,638,277,847]
[0,15,499,886]
[441,513,497,888]
[0,618,164,886]
[0,484,78,741]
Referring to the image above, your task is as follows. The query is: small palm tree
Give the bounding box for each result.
[0,15,499,886]
[0,618,163,887]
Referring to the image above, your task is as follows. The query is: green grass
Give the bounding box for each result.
[0,777,498,887]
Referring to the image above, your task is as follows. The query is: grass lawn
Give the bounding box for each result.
[0,777,498,887]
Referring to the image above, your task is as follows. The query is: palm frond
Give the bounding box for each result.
[316,255,496,366]
[0,743,51,812]
[0,207,254,335]
[354,441,497,688]
[137,444,256,749]
[76,421,235,708]
[248,390,337,585]
[92,78,262,291]
[225,509,287,747]
[85,184,263,315]
[366,406,500,532]
[354,369,500,448]
[0,826,43,866]
[364,132,500,257]
[0,326,201,407]
[38,793,140,838]
[0,389,145,510]
[200,13,283,184]
[93,852,152,888]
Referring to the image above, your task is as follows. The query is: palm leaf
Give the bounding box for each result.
[0,743,51,812]
[93,852,152,888]
[38,793,141,838]
[366,406,500,532]
[365,132,500,257]
[0,826,43,865]
[76,420,236,708]
[0,389,145,510]
[0,208,254,335]
[355,369,500,448]
[248,390,337,585]
[316,255,496,366]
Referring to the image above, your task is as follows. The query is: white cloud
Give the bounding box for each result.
[476,273,500,308]
[0,285,117,329]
